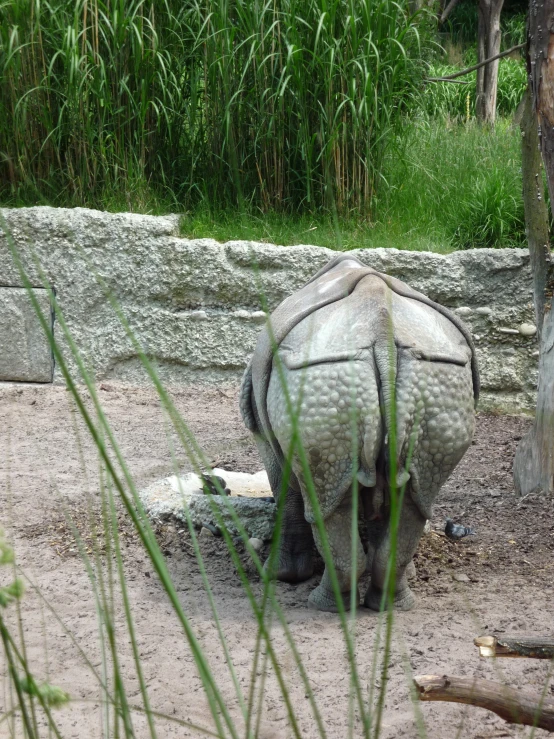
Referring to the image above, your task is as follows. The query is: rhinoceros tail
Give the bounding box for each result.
[373,330,397,444]
[239,361,258,433]
[373,316,410,489]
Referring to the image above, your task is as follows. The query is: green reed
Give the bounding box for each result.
[0,0,425,214]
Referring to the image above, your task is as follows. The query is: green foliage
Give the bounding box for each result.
[182,119,525,251]
[0,0,427,214]
[0,529,15,565]
[0,0,529,251]
[501,12,527,49]
[0,579,24,607]
[423,57,527,119]
[0,527,68,737]
[378,118,525,249]
[18,678,70,708]
[0,530,23,607]
[453,169,525,248]
[442,0,526,51]
[0,0,188,210]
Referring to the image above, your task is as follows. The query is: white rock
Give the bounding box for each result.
[232,309,251,319]
[423,520,432,535]
[518,323,537,337]
[248,537,264,552]
[475,306,493,315]
[498,327,519,335]
[190,310,209,321]
[455,307,472,316]
[452,573,470,583]
[251,311,268,323]
[140,468,275,540]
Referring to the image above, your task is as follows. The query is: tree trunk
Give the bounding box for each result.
[476,0,505,124]
[513,2,554,497]
[518,87,551,338]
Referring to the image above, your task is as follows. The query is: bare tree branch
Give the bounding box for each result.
[425,42,525,82]
[475,634,554,659]
[425,78,470,84]
[414,675,554,732]
[440,0,463,23]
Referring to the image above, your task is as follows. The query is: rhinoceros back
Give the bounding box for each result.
[277,273,472,371]
[245,255,478,453]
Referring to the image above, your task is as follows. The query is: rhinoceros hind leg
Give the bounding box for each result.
[363,494,424,612]
[264,479,314,583]
[307,493,366,612]
[308,572,353,612]
[265,522,314,584]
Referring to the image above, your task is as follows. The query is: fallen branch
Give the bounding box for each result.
[475,635,554,660]
[414,675,554,732]
[425,43,525,83]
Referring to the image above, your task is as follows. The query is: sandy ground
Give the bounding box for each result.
[0,382,553,739]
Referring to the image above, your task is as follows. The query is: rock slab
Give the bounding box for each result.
[139,468,275,541]
[0,287,53,382]
[0,206,538,411]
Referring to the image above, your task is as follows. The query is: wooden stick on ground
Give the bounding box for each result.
[414,675,554,732]
[475,635,554,660]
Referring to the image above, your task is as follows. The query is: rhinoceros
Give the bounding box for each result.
[240,254,478,612]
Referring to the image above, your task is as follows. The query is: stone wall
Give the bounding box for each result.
[0,206,538,412]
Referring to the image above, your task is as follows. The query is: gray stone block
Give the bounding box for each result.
[139,469,276,541]
[0,287,53,382]
[0,206,539,410]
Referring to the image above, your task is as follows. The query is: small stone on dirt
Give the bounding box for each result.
[248,537,264,553]
[452,573,470,583]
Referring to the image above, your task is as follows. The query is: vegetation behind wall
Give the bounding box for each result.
[0,0,426,214]
[0,0,529,250]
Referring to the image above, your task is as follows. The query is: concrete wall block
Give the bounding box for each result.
[0,287,53,382]
[0,206,538,411]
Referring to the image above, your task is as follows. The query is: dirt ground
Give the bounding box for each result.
[1,382,553,739]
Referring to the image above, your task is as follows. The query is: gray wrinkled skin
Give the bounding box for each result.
[240,255,477,612]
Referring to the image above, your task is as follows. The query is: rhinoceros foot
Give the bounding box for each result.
[307,582,357,612]
[264,550,314,584]
[363,585,416,612]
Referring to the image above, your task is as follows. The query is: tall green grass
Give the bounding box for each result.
[377,118,525,249]
[181,119,525,251]
[0,0,189,210]
[0,0,426,214]
[184,0,425,212]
